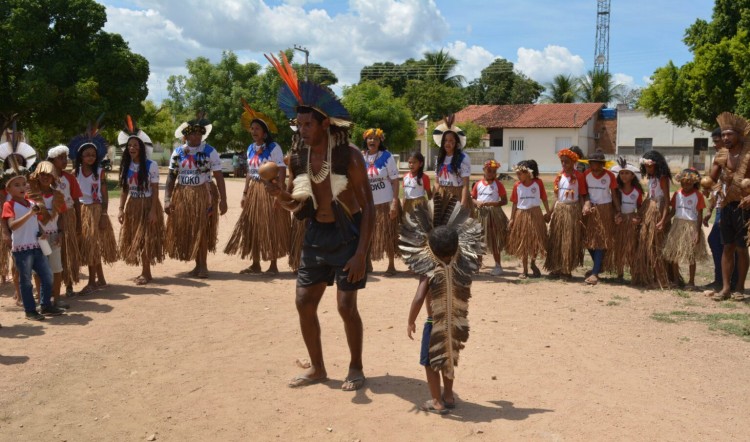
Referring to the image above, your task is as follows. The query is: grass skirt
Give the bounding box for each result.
[165,183,220,261]
[631,199,669,287]
[370,202,401,261]
[224,180,290,260]
[60,209,81,284]
[506,206,547,260]
[0,241,10,281]
[605,213,639,275]
[544,202,583,273]
[475,205,508,256]
[662,218,709,264]
[288,217,306,272]
[119,197,165,266]
[583,202,615,250]
[79,204,118,266]
[402,197,426,219]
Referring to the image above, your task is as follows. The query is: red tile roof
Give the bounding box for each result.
[457,103,606,129]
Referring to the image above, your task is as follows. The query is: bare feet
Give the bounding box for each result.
[263,266,279,277]
[420,399,448,414]
[197,267,209,279]
[711,289,731,301]
[134,275,151,285]
[383,268,398,277]
[187,266,199,277]
[530,262,541,278]
[341,369,366,391]
[239,265,261,275]
[78,284,97,296]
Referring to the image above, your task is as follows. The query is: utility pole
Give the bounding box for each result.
[294,45,310,81]
[594,0,611,74]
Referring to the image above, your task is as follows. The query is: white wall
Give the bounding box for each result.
[501,127,588,173]
[617,109,712,148]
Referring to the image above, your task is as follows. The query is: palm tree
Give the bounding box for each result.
[422,50,466,87]
[577,70,626,104]
[542,74,578,103]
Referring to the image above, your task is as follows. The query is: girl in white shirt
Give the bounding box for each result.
[663,168,709,288]
[607,159,643,281]
[471,159,508,276]
[402,151,432,218]
[434,117,471,209]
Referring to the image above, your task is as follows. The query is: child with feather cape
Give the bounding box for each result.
[403,193,484,414]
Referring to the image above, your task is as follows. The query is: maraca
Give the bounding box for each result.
[258,161,279,182]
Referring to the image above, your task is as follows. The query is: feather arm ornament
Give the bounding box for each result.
[399,193,485,378]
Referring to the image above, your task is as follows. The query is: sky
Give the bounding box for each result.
[98,0,716,103]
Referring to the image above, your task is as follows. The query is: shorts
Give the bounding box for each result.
[47,245,63,274]
[297,211,367,291]
[719,202,749,246]
[419,318,433,367]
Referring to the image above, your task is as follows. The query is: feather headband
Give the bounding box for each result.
[0,120,38,169]
[609,156,641,180]
[363,128,385,141]
[716,111,750,135]
[557,148,579,163]
[265,52,352,128]
[675,168,701,184]
[240,98,278,134]
[174,111,213,140]
[433,114,467,148]
[47,145,69,160]
[484,159,500,170]
[0,154,29,189]
[513,164,531,173]
[117,115,153,147]
[68,115,108,161]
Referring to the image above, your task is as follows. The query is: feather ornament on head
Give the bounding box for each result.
[716,112,750,136]
[399,193,484,379]
[47,145,69,160]
[483,159,500,170]
[174,111,213,140]
[265,52,352,128]
[0,120,37,169]
[117,115,153,148]
[610,156,641,181]
[557,148,579,163]
[362,128,385,141]
[240,98,278,134]
[68,114,108,161]
[433,114,466,148]
[0,153,29,189]
[675,167,701,184]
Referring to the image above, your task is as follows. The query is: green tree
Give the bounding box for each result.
[0,0,149,146]
[403,80,467,120]
[640,1,750,127]
[542,74,579,103]
[465,59,543,105]
[577,70,626,103]
[422,50,465,87]
[341,81,416,151]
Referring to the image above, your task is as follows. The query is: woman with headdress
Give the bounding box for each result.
[225,101,289,275]
[117,117,165,285]
[362,128,400,276]
[545,148,587,280]
[434,116,471,210]
[69,125,118,294]
[164,114,228,278]
[606,158,643,281]
[631,150,671,288]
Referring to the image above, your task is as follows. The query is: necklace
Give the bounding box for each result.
[307,130,333,184]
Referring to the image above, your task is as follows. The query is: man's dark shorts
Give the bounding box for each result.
[419,318,433,367]
[297,211,367,291]
[719,202,750,247]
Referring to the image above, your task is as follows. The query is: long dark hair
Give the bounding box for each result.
[409,151,425,183]
[436,132,463,175]
[119,136,148,192]
[74,144,99,178]
[616,170,644,194]
[518,159,539,178]
[251,119,275,146]
[640,150,672,181]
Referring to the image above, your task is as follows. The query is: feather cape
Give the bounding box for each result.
[400,193,484,378]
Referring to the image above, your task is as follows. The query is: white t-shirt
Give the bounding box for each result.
[58,171,82,210]
[584,169,617,204]
[126,160,160,198]
[511,179,547,210]
[555,171,587,203]
[436,153,471,187]
[169,143,222,186]
[39,192,63,235]
[403,172,431,200]
[671,189,705,222]
[246,142,285,181]
[77,169,104,205]
[364,150,399,205]
[471,179,507,203]
[619,187,643,215]
[648,176,666,201]
[2,199,40,252]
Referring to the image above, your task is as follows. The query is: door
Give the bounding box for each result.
[509,137,525,168]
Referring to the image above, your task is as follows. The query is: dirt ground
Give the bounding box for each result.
[1,176,749,442]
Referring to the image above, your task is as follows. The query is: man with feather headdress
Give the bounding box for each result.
[403,193,484,414]
[262,52,374,391]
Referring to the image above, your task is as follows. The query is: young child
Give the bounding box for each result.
[403,194,483,414]
[607,158,643,281]
[47,145,82,296]
[632,150,672,288]
[117,124,165,285]
[507,160,550,278]
[663,168,708,289]
[71,137,118,294]
[471,159,508,276]
[1,166,65,320]
[402,151,432,218]
[545,148,587,280]
[582,152,619,285]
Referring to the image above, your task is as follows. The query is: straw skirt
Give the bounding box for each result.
[79,203,118,266]
[605,212,639,275]
[662,218,708,264]
[475,205,508,256]
[165,183,220,261]
[544,202,584,273]
[60,209,81,284]
[631,198,669,287]
[369,202,401,261]
[119,196,165,266]
[583,202,615,250]
[288,217,307,272]
[506,207,547,260]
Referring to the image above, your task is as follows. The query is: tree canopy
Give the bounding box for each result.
[640,1,750,128]
[465,59,544,105]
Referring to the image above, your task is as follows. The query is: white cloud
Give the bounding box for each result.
[612,73,635,88]
[444,41,498,83]
[515,45,586,84]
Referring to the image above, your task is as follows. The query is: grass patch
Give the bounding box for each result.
[612,295,629,301]
[674,290,691,299]
[683,300,701,307]
[606,301,620,306]
[718,301,739,310]
[650,310,750,340]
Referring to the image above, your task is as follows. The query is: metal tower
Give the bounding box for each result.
[594,0,611,73]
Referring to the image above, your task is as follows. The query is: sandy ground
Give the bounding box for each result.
[1,176,750,442]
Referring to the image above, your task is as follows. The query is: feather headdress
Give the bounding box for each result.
[0,153,29,189]
[717,112,750,136]
[264,52,352,128]
[0,120,38,169]
[609,156,641,181]
[117,115,153,147]
[399,193,484,379]
[174,111,213,141]
[362,128,385,141]
[240,98,278,134]
[68,114,108,161]
[432,114,467,148]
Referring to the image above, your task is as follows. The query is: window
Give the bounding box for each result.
[555,137,572,153]
[490,129,503,147]
[693,138,708,155]
[510,138,524,152]
[635,138,653,155]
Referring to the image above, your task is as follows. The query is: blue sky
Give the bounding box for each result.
[98,0,715,102]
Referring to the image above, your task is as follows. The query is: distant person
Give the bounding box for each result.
[582,152,619,285]
[471,159,508,276]
[507,160,550,279]
[402,151,432,218]
[434,115,471,209]
[608,158,643,282]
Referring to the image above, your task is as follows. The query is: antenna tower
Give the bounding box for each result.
[594,0,611,73]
